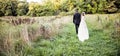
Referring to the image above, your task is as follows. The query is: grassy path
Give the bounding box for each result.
[30,23,117,56]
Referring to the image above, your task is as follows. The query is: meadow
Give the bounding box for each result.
[0,13,120,56]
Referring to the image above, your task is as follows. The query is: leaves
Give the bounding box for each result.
[0,0,120,16]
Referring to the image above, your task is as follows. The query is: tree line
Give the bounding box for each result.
[0,0,120,17]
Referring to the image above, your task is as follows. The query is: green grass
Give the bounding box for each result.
[29,23,118,56]
[0,14,120,56]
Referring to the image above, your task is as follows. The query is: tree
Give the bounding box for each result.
[0,0,18,16]
[17,1,29,16]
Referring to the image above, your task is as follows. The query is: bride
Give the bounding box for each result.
[78,12,89,42]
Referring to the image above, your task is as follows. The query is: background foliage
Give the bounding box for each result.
[0,0,120,16]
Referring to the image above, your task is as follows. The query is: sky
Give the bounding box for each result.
[27,0,43,3]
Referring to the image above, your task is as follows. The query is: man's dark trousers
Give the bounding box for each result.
[73,12,81,34]
[75,24,79,34]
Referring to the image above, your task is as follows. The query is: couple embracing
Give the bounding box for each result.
[73,9,89,42]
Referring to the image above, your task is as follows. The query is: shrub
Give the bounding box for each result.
[17,1,29,16]
[0,0,18,16]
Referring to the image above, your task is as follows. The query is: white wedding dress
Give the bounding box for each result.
[78,15,89,42]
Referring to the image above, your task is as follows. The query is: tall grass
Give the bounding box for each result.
[0,22,31,56]
[0,13,120,56]
[0,15,72,56]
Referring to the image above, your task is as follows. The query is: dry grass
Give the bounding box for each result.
[0,13,120,56]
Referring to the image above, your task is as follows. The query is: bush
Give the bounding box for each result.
[0,0,18,16]
[17,1,29,16]
[59,12,67,16]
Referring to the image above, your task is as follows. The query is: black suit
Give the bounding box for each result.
[73,12,81,34]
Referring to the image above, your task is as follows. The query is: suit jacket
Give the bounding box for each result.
[73,12,81,24]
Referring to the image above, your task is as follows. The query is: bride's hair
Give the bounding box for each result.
[82,12,85,16]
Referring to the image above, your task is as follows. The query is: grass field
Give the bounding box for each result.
[0,14,120,56]
[29,23,118,56]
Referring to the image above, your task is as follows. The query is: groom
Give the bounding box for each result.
[73,9,81,34]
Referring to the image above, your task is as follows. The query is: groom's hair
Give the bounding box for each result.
[75,8,79,12]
